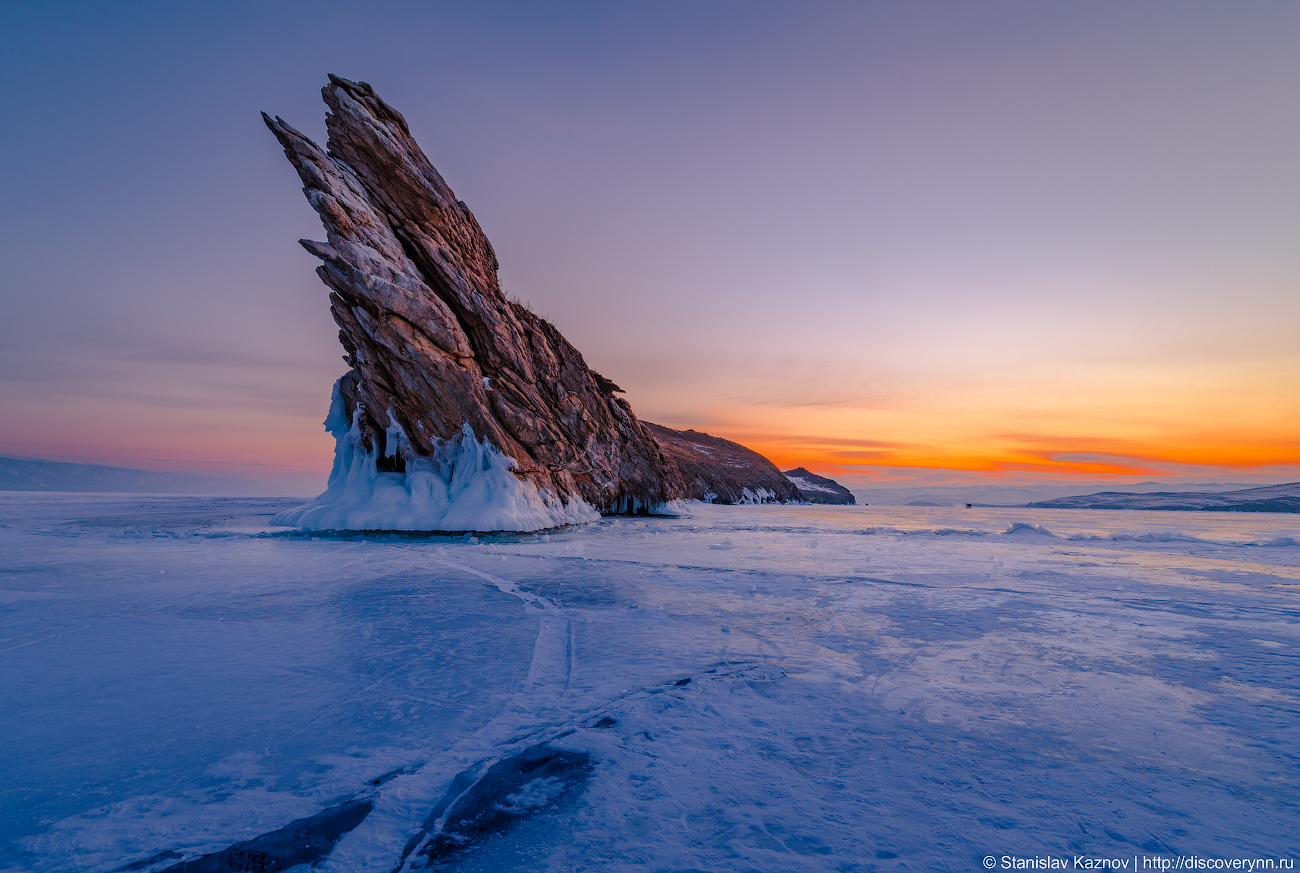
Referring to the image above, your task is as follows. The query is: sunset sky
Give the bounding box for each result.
[2,2,1297,494]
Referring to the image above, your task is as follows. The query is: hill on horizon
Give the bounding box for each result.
[0,455,266,495]
[1027,481,1300,513]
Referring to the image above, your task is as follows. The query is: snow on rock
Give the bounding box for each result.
[273,382,599,532]
[784,475,836,494]
[781,466,856,504]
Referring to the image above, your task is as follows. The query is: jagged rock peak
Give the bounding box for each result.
[264,76,684,513]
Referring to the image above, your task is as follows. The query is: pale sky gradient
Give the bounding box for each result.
[1,2,1297,493]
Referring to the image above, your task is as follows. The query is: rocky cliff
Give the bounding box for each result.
[264,76,684,517]
[266,76,811,529]
[645,424,803,504]
[782,467,856,505]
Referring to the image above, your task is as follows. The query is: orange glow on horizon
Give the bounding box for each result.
[727,428,1300,478]
[633,351,1300,486]
[738,438,1300,476]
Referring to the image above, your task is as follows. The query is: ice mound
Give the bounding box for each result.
[273,384,599,533]
[1253,536,1300,547]
[1067,530,1202,544]
[1005,522,1058,537]
[857,526,992,537]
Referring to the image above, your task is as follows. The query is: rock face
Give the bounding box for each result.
[782,467,856,505]
[645,424,803,504]
[264,75,683,514]
[266,76,808,527]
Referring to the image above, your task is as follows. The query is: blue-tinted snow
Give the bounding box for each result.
[1,494,1298,871]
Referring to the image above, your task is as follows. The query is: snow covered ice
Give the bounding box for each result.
[1,494,1298,871]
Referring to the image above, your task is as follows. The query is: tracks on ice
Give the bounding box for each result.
[316,548,590,870]
[322,547,778,871]
[427,550,573,698]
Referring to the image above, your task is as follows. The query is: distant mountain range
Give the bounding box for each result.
[850,481,1261,507]
[0,456,262,494]
[1027,482,1300,513]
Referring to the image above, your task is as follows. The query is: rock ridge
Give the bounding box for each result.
[782,467,856,505]
[645,424,803,504]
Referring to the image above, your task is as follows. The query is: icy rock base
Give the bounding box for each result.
[274,385,599,533]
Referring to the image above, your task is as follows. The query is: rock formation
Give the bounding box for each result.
[782,467,856,505]
[646,424,802,504]
[264,76,684,515]
[266,76,806,527]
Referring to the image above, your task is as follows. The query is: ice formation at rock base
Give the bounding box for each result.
[273,382,600,533]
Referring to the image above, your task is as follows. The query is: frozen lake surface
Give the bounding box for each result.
[1,494,1298,871]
